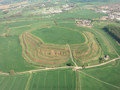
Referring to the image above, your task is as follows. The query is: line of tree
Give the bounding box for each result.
[103,24,120,43]
[69,0,120,3]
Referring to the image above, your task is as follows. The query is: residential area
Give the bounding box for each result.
[94,4,120,20]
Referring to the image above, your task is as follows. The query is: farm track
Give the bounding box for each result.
[0,57,119,76]
[5,23,102,66]
[76,71,79,90]
[56,26,102,64]
[0,21,120,90]
[25,72,32,90]
[67,44,78,67]
[85,57,120,69]
[20,31,70,66]
[1,22,120,75]
[8,24,31,29]
[78,71,120,89]
[0,17,120,90]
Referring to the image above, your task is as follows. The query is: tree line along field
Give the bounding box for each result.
[104,24,120,43]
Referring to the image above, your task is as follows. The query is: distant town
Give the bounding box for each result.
[94,4,120,20]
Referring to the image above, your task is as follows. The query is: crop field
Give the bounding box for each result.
[0,62,120,90]
[77,60,120,90]
[29,69,76,90]
[0,35,36,72]
[0,17,118,69]
[52,9,106,19]
[0,1,120,90]
[0,74,29,90]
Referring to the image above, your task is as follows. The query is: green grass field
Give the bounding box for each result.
[0,73,29,90]
[0,60,120,90]
[0,36,36,72]
[55,20,120,58]
[52,9,106,19]
[0,1,120,90]
[31,26,85,45]
[78,59,120,90]
[29,69,76,90]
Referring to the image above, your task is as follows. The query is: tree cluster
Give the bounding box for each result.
[104,24,120,43]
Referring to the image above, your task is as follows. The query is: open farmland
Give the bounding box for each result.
[31,26,85,45]
[29,69,76,90]
[0,0,120,90]
[0,74,29,90]
[52,9,106,19]
[0,18,120,90]
[18,19,107,67]
[77,60,120,90]
[0,62,120,90]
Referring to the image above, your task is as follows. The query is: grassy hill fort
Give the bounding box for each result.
[0,0,120,90]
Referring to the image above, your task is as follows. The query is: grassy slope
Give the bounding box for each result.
[93,21,120,56]
[31,26,85,45]
[55,20,120,58]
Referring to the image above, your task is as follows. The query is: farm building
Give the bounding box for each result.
[75,19,93,27]
[100,16,109,20]
[104,55,110,60]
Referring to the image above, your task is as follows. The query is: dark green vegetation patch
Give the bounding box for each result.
[104,24,120,43]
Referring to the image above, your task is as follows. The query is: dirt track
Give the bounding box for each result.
[0,57,119,76]
[67,44,78,67]
[85,57,120,69]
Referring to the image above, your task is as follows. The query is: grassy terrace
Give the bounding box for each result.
[0,18,119,71]
[0,1,120,89]
[55,20,120,57]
